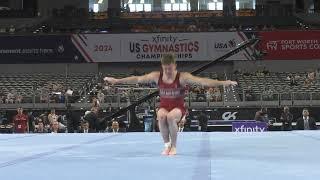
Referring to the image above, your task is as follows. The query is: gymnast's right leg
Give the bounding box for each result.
[157,108,170,155]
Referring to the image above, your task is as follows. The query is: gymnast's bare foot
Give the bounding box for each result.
[168,147,177,156]
[161,142,171,155]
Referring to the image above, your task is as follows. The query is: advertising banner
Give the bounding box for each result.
[232,121,268,132]
[71,32,257,62]
[2,31,320,63]
[0,35,84,63]
[258,31,320,60]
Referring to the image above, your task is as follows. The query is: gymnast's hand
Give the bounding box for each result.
[223,80,238,87]
[104,77,119,85]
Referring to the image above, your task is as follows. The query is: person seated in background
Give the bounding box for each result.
[254,107,269,124]
[296,108,317,130]
[111,120,119,133]
[79,120,93,133]
[280,106,293,131]
[34,120,48,133]
[83,107,99,132]
[49,120,65,133]
[198,111,208,132]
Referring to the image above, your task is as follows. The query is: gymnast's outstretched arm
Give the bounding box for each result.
[180,72,237,87]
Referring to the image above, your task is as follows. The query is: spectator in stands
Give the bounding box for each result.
[206,88,214,101]
[97,90,105,104]
[244,85,254,101]
[83,107,99,132]
[280,106,293,131]
[262,87,273,100]
[0,89,4,103]
[79,120,92,133]
[213,87,221,101]
[296,108,317,130]
[92,96,100,108]
[301,71,315,88]
[50,120,65,133]
[34,120,48,133]
[39,88,49,103]
[304,78,312,88]
[198,111,208,132]
[0,111,7,125]
[254,107,269,124]
[178,119,185,132]
[107,103,114,114]
[13,107,28,133]
[178,109,189,132]
[287,73,298,86]
[262,67,269,75]
[125,3,130,12]
[27,112,35,132]
[187,23,197,32]
[5,91,14,103]
[48,109,59,125]
[48,109,65,130]
[112,121,119,133]
[8,25,15,34]
[15,92,23,103]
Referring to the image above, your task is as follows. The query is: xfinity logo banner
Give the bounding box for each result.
[232,122,268,132]
[222,112,238,120]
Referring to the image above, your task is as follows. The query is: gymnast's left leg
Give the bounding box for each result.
[166,108,182,155]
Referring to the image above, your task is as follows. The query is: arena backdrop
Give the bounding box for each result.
[0,31,319,63]
[0,35,84,63]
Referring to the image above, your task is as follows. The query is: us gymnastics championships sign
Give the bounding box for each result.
[70,32,257,62]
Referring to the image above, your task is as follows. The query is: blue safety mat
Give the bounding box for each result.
[0,131,319,180]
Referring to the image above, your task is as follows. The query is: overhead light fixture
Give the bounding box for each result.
[93,4,99,12]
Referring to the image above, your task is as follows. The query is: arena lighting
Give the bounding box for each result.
[171,0,175,3]
[93,4,99,12]
[98,0,104,3]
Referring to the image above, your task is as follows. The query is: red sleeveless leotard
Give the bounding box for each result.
[158,71,186,115]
